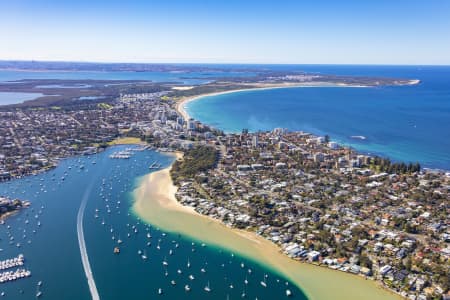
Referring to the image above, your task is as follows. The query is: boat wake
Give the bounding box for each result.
[350,135,367,140]
[77,183,100,300]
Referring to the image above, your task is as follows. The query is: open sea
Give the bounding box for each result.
[0,64,448,298]
[0,147,305,300]
[2,64,449,170]
[185,65,450,170]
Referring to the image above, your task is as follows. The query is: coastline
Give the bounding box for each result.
[175,82,369,122]
[132,153,402,300]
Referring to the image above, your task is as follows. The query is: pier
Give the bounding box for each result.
[149,161,162,169]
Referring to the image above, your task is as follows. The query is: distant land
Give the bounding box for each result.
[0,60,419,108]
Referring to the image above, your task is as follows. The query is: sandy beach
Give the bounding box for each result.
[133,153,401,300]
[175,82,367,122]
[108,137,144,145]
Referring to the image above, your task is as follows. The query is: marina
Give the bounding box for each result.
[0,255,24,271]
[0,146,306,299]
[0,269,31,284]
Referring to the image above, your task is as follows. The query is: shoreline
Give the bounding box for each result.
[174,82,450,172]
[132,153,402,300]
[175,82,369,122]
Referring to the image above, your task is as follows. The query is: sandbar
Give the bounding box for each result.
[132,153,401,300]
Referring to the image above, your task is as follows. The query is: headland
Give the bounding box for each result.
[133,152,402,300]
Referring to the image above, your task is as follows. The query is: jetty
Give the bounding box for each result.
[149,161,162,169]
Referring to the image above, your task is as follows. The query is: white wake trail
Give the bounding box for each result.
[77,183,100,300]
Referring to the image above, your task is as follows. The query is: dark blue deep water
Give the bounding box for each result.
[186,66,450,170]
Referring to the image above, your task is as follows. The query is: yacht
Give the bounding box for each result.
[260,274,267,287]
[204,281,211,292]
[286,289,292,297]
[162,257,168,266]
[184,284,191,292]
[36,285,43,298]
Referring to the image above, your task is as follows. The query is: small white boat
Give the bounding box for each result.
[260,274,267,288]
[204,281,211,292]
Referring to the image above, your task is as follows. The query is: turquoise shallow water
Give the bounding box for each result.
[0,146,305,300]
[186,66,450,170]
[2,64,449,169]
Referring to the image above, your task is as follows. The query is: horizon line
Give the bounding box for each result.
[0,59,449,67]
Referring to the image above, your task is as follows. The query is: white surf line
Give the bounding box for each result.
[77,183,100,300]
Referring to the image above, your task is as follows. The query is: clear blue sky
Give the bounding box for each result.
[1,0,449,65]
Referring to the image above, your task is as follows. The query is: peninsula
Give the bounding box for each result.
[0,63,446,300]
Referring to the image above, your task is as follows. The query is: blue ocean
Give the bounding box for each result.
[1,64,449,169]
[186,65,450,170]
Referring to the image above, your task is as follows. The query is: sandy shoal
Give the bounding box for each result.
[132,154,401,300]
